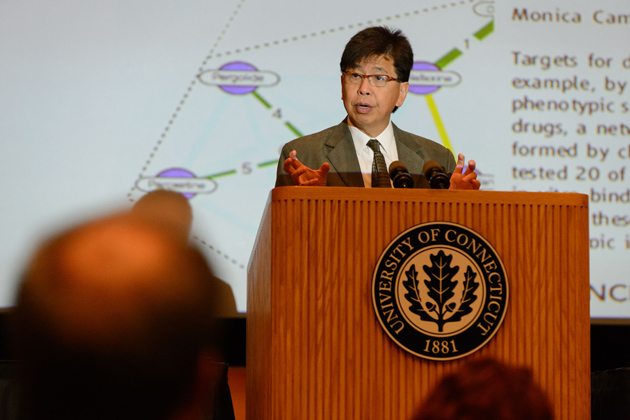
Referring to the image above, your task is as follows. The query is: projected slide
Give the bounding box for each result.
[127,0,496,313]
[1,0,629,319]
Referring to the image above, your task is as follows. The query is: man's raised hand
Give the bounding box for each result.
[283,150,330,186]
[449,153,480,190]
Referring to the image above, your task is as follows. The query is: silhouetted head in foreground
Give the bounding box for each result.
[132,189,238,316]
[131,189,194,239]
[413,358,554,420]
[13,212,220,420]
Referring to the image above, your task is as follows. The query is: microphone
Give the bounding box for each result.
[389,161,414,188]
[423,161,450,189]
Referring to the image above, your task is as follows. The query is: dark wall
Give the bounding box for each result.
[1,312,629,371]
[591,324,630,372]
[217,317,246,367]
[0,312,248,367]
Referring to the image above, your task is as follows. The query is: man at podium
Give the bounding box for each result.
[275,26,480,191]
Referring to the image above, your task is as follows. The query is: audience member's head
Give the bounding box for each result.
[132,189,238,316]
[131,189,194,239]
[413,358,554,420]
[13,211,220,420]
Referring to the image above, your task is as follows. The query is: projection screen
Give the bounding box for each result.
[1,0,629,321]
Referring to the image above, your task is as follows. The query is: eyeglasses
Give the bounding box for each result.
[342,72,399,87]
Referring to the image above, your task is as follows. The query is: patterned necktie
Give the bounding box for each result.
[367,139,392,188]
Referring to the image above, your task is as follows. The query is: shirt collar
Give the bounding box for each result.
[348,120,396,157]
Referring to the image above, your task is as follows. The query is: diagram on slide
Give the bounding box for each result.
[127,0,496,311]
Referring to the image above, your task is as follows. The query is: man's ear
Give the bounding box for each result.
[396,81,410,108]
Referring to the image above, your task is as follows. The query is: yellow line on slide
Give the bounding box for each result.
[424,93,454,156]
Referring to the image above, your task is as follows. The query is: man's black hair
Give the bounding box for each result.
[340,26,414,82]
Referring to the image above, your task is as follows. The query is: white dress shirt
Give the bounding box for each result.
[348,120,399,187]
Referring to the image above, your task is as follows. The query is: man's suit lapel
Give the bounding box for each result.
[321,121,429,186]
[393,123,425,174]
[325,122,365,187]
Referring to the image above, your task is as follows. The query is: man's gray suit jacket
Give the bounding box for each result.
[275,120,456,187]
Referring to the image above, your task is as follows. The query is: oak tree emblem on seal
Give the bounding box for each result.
[372,222,509,361]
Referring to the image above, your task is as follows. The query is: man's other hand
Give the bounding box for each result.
[449,153,480,190]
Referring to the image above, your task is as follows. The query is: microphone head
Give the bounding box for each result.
[422,160,442,177]
[423,161,450,189]
[389,160,408,177]
[389,161,414,188]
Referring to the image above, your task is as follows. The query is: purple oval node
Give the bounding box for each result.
[156,168,196,199]
[409,61,441,95]
[219,62,258,95]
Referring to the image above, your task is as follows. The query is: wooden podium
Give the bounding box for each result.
[247,187,590,420]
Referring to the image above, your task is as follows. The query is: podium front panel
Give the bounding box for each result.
[248,188,589,420]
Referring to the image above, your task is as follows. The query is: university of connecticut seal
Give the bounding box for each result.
[372,222,509,361]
